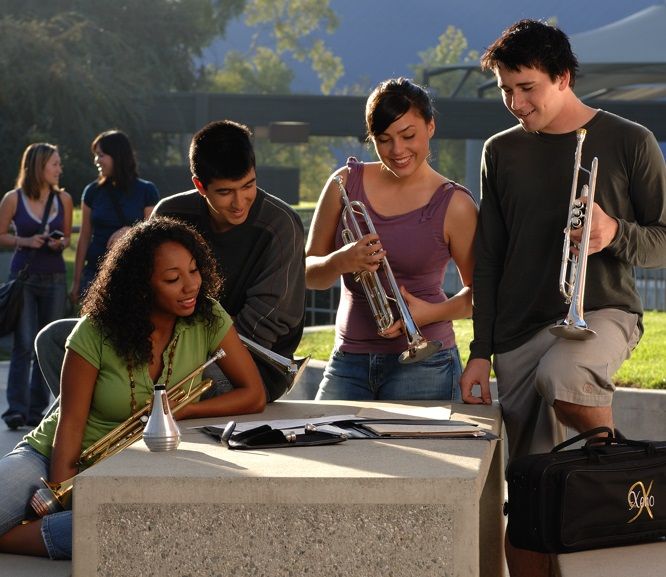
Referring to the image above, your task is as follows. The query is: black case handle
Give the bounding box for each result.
[552,426,656,455]
[551,427,614,453]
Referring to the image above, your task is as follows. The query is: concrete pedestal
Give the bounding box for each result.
[557,541,666,577]
[72,400,504,577]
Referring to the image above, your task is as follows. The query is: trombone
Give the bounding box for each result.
[550,128,599,340]
[334,175,442,363]
[29,350,225,518]
[239,335,309,394]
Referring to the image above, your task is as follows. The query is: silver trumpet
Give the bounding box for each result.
[334,175,442,363]
[239,335,310,394]
[550,128,599,340]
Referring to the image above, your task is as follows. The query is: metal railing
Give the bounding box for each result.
[635,267,666,311]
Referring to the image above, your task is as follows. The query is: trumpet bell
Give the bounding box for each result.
[549,320,597,340]
[399,339,443,364]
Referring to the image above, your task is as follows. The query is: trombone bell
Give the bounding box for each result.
[238,335,310,394]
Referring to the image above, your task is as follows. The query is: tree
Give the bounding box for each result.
[0,1,244,198]
[410,26,483,185]
[243,0,343,95]
[201,0,344,202]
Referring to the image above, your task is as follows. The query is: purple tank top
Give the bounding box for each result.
[11,190,66,274]
[334,159,471,354]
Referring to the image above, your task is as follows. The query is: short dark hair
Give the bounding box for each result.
[92,130,138,191]
[365,77,434,139]
[189,120,256,186]
[481,19,579,87]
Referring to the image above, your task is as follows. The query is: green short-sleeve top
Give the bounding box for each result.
[26,298,232,460]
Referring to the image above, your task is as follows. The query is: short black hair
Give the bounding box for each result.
[189,120,256,186]
[481,19,579,87]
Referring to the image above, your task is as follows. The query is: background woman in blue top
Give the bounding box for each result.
[0,143,73,430]
[70,129,159,301]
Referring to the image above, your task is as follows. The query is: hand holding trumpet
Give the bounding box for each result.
[336,232,386,275]
[379,286,433,339]
[567,198,619,256]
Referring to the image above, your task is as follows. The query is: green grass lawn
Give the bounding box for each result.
[296,310,666,390]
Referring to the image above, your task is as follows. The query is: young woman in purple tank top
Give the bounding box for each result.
[306,77,478,401]
[0,143,73,429]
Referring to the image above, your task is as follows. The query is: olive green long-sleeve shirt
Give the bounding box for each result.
[470,110,666,360]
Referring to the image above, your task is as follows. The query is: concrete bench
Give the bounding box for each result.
[73,400,504,577]
[557,541,666,577]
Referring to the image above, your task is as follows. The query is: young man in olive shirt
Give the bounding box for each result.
[459,19,666,577]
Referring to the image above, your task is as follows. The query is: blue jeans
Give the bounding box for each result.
[3,273,66,424]
[315,346,463,401]
[0,442,72,559]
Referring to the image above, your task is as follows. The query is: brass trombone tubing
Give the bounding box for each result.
[29,377,214,518]
[79,348,225,466]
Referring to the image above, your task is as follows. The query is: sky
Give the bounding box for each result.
[205,0,663,93]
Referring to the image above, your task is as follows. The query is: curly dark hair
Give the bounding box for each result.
[81,216,222,366]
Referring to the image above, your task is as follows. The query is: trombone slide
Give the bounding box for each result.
[29,356,219,518]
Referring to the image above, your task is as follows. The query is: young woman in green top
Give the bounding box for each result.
[0,216,266,559]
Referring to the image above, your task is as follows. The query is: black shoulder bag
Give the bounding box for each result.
[506,427,666,553]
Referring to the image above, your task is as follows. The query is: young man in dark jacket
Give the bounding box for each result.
[153,120,306,401]
[37,121,306,403]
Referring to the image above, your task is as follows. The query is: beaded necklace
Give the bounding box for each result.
[127,333,180,414]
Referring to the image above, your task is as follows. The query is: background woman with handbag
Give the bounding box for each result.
[0,143,73,430]
[70,129,159,301]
